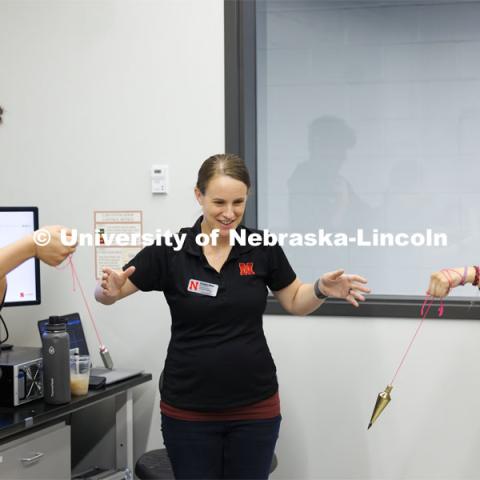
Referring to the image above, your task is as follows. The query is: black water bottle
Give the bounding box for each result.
[42,316,71,404]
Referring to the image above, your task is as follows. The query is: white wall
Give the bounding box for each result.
[0,0,224,463]
[265,312,480,479]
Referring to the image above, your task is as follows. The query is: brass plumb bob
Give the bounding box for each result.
[368,384,393,429]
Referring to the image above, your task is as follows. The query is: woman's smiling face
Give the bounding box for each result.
[195,174,249,239]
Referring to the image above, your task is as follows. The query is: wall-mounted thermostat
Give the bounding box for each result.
[151,164,168,194]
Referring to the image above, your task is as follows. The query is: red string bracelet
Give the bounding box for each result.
[439,268,462,294]
[473,266,480,287]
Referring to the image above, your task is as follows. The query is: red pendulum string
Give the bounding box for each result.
[389,294,440,386]
[389,268,462,386]
[56,255,114,369]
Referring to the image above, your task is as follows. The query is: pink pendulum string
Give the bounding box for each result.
[389,268,461,386]
[389,294,436,385]
[56,255,107,352]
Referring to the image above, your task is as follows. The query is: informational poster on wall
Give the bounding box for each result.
[94,210,143,279]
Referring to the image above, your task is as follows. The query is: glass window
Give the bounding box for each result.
[255,0,480,298]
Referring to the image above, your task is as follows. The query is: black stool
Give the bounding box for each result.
[134,448,278,479]
[135,449,173,479]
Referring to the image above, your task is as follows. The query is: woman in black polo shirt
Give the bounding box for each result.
[95,154,370,480]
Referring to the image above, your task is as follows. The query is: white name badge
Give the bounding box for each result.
[187,279,219,297]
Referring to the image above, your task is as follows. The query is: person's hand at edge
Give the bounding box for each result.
[34,225,77,266]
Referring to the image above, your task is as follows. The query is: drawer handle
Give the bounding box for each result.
[21,452,44,465]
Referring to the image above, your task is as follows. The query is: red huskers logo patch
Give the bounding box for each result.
[239,262,255,276]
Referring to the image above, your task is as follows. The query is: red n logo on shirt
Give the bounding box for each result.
[188,280,199,291]
[239,262,255,276]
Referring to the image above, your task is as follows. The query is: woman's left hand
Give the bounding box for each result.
[319,269,370,307]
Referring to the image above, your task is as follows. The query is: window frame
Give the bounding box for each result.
[223,0,480,318]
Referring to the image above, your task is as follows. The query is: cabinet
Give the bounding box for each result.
[0,422,70,479]
[0,373,151,479]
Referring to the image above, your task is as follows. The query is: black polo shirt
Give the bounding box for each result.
[124,217,296,411]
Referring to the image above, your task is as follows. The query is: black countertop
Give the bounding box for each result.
[0,373,152,442]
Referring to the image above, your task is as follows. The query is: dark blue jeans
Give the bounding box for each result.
[161,414,281,480]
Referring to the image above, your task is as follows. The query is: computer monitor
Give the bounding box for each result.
[0,207,41,307]
[38,313,89,356]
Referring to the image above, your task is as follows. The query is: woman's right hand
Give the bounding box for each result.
[100,266,136,298]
